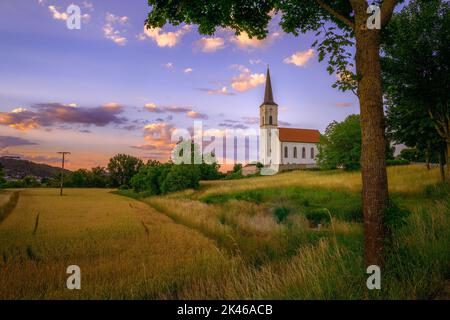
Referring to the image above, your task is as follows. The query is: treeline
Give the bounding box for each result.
[0,142,226,193]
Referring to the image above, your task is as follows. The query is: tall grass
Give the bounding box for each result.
[0,190,19,224]
[1,165,448,299]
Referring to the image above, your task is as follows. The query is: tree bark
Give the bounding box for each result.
[354,10,389,268]
[439,146,446,182]
[425,141,431,170]
[447,140,450,181]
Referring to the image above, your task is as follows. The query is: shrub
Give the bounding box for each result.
[305,208,331,225]
[274,206,290,223]
[383,199,411,232]
[160,164,201,194]
[1,180,25,188]
[386,159,410,166]
[423,182,450,199]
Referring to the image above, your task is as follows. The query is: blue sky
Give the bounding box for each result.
[0,0,360,169]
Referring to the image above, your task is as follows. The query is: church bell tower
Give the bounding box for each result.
[259,67,279,166]
[260,67,278,128]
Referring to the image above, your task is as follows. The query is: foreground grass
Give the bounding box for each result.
[0,189,239,299]
[1,165,448,299]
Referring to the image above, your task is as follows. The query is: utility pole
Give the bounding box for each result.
[57,152,70,196]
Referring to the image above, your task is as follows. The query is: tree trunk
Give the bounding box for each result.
[439,146,446,182]
[447,140,450,181]
[425,141,430,170]
[355,22,389,267]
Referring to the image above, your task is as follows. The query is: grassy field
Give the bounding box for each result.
[0,165,448,299]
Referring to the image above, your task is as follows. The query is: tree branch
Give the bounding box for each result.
[380,0,398,28]
[315,0,355,30]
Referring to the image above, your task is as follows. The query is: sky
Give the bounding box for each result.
[0,0,361,170]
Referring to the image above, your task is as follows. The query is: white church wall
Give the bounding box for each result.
[281,142,318,165]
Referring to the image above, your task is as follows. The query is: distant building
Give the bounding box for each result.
[259,68,320,172]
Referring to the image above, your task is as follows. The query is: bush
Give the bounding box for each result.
[387,159,410,166]
[274,206,290,223]
[399,148,424,162]
[384,199,411,232]
[423,182,450,199]
[160,164,201,194]
[1,180,25,188]
[305,208,331,225]
[130,162,168,194]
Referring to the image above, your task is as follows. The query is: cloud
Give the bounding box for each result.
[195,37,226,53]
[283,49,315,67]
[48,5,90,23]
[229,31,281,50]
[131,122,178,159]
[105,12,128,24]
[0,103,127,131]
[140,25,190,47]
[48,5,68,20]
[219,123,249,130]
[143,103,192,114]
[335,102,353,107]
[197,86,235,96]
[103,13,128,45]
[249,59,262,65]
[230,66,266,92]
[187,111,208,119]
[0,136,38,149]
[184,68,193,73]
[241,117,260,124]
[163,62,174,69]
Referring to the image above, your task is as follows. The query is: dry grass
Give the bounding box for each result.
[199,165,441,198]
[0,165,447,299]
[0,189,237,299]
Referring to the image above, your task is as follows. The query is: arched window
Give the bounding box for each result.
[311,147,315,159]
[262,116,264,126]
[284,146,288,158]
[302,147,306,159]
[269,115,273,125]
[293,147,297,158]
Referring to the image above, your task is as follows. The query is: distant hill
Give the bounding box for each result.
[0,157,70,180]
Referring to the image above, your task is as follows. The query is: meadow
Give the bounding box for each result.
[0,165,448,299]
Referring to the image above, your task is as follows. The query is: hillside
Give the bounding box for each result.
[0,157,70,180]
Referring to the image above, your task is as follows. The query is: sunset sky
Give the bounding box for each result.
[0,0,360,170]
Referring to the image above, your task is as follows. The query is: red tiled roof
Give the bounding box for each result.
[278,128,320,143]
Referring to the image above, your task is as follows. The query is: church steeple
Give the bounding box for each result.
[259,67,278,128]
[262,67,277,106]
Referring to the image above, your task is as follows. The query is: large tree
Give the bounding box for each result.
[145,0,401,267]
[318,114,362,171]
[382,0,450,181]
[107,154,143,187]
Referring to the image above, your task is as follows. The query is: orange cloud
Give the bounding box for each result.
[230,66,265,92]
[283,49,315,67]
[229,31,281,50]
[140,25,190,47]
[195,37,225,52]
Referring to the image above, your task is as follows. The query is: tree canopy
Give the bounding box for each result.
[382,0,449,180]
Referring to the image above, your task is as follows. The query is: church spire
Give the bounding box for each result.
[263,67,277,105]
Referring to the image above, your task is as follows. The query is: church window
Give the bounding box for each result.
[269,115,273,125]
[302,147,306,159]
[284,146,288,158]
[311,148,315,159]
[294,147,297,158]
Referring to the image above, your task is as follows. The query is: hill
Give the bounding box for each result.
[0,157,69,180]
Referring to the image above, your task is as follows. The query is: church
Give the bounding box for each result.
[259,68,320,172]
